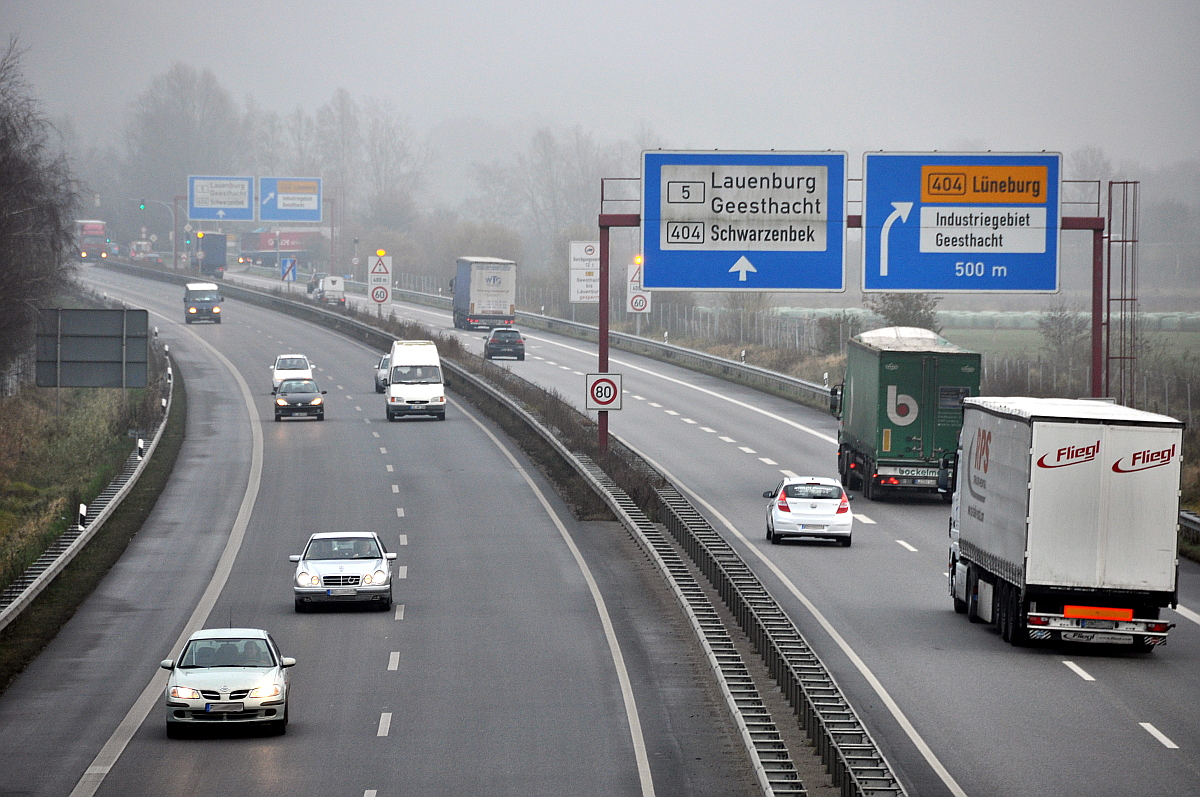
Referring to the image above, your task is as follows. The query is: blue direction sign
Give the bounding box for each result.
[188,175,253,221]
[863,152,1061,292]
[642,151,847,291]
[259,177,322,222]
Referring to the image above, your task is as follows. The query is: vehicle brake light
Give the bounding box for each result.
[836,492,850,513]
[1027,615,1050,626]
[1146,622,1171,633]
[848,462,856,470]
[776,493,790,512]
[884,477,899,485]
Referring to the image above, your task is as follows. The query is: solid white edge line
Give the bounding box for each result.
[69,317,265,797]
[454,397,656,797]
[1139,722,1179,749]
[617,434,968,797]
[1173,603,1200,627]
[1062,660,1095,681]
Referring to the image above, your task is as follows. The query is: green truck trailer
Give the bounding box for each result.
[830,326,980,501]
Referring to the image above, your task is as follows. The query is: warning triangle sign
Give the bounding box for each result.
[371,257,389,274]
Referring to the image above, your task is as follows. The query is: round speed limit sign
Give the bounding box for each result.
[586,373,622,410]
[371,285,390,303]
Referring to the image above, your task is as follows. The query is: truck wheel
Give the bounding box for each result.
[863,475,876,500]
[998,581,1012,642]
[1008,587,1029,647]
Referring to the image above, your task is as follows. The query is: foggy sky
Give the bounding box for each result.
[4,0,1198,183]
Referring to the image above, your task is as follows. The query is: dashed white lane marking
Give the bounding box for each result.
[386,464,394,472]
[682,418,697,424]
[394,604,405,620]
[855,514,876,524]
[377,712,392,736]
[355,406,362,412]
[398,534,407,545]
[1140,722,1179,749]
[395,508,404,517]
[345,394,353,399]
[365,790,378,797]
[379,447,387,454]
[701,427,716,433]
[572,371,584,375]
[372,432,379,438]
[719,436,736,443]
[396,566,408,579]
[559,365,572,371]
[387,652,400,671]
[1062,661,1095,681]
[738,446,756,454]
[364,418,371,424]
[391,485,399,493]
[648,402,662,408]
[780,470,799,478]
[665,410,679,416]
[632,395,646,400]
[759,457,778,465]
[896,540,918,552]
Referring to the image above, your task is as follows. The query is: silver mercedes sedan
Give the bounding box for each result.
[160,627,295,737]
[291,531,397,612]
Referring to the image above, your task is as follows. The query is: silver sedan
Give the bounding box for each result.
[291,531,397,611]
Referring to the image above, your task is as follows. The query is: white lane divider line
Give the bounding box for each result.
[738,446,756,454]
[855,514,876,524]
[648,402,662,408]
[1062,661,1095,681]
[372,431,380,438]
[386,464,393,472]
[394,604,405,620]
[365,790,378,797]
[631,395,646,400]
[719,436,736,443]
[896,540,918,552]
[759,457,778,465]
[391,484,399,493]
[1173,603,1200,628]
[377,712,392,736]
[395,507,405,517]
[379,447,387,454]
[398,534,407,546]
[682,418,697,424]
[700,427,717,433]
[1140,722,1179,749]
[396,566,408,579]
[665,410,680,416]
[345,394,353,399]
[387,652,400,671]
[780,470,799,478]
[355,406,362,412]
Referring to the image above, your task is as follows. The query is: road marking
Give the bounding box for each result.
[1174,603,1200,628]
[396,566,408,579]
[632,395,645,400]
[345,394,353,399]
[372,432,380,438]
[388,652,400,671]
[738,446,756,454]
[719,436,736,443]
[896,540,918,552]
[391,485,399,493]
[386,464,394,472]
[1062,661,1095,681]
[395,507,405,517]
[855,514,876,524]
[759,457,778,465]
[665,410,679,416]
[622,436,967,797]
[682,418,697,424]
[377,712,392,736]
[379,447,387,454]
[780,470,799,478]
[700,427,716,433]
[559,365,572,371]
[365,791,378,797]
[355,405,362,412]
[394,604,405,620]
[649,402,662,408]
[1140,722,1179,748]
[398,534,407,545]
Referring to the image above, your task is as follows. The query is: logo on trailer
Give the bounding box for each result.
[1111,444,1177,473]
[965,427,990,503]
[886,385,918,426]
[1036,441,1100,469]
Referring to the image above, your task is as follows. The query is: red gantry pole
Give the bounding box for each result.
[597,212,640,454]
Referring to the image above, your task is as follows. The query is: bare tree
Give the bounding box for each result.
[286,107,321,174]
[362,99,422,230]
[0,38,78,372]
[862,292,942,332]
[1037,301,1090,363]
[316,88,363,215]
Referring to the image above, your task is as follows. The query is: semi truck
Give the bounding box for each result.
[75,220,109,262]
[451,257,516,330]
[830,327,981,500]
[193,231,227,279]
[948,397,1182,648]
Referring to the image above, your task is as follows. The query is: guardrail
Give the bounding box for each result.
[1182,512,1200,547]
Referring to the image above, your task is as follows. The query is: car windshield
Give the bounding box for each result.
[178,637,275,668]
[276,358,309,371]
[304,536,383,560]
[187,291,219,302]
[783,484,842,500]
[279,379,317,393]
[390,365,441,384]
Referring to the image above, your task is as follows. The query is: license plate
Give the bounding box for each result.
[328,588,356,596]
[205,702,243,713]
[1061,631,1132,644]
[798,524,826,530]
[1080,619,1117,629]
[912,478,937,486]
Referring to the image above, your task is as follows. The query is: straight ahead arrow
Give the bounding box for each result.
[729,255,757,282]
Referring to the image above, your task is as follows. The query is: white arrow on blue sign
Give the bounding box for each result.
[641,151,847,291]
[260,177,322,222]
[862,152,1062,293]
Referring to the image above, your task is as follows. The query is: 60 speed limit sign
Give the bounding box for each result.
[585,373,622,410]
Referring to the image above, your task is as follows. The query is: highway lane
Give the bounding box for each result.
[343,282,1200,797]
[0,269,758,797]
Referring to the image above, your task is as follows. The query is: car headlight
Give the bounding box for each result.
[249,682,282,699]
[296,571,319,586]
[170,686,201,700]
[310,396,322,406]
[187,306,197,314]
[364,569,388,585]
[212,306,220,313]
[277,397,289,406]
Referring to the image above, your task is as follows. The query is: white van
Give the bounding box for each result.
[385,340,446,421]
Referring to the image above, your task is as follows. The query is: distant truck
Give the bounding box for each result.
[451,257,516,330]
[315,276,346,309]
[75,220,108,262]
[193,232,227,279]
[949,397,1182,649]
[830,327,980,500]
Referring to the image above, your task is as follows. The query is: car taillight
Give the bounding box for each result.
[1027,615,1050,626]
[836,492,850,513]
[776,494,790,512]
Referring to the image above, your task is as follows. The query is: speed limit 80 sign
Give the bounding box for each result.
[585,373,622,411]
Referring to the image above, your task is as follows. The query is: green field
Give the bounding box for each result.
[943,328,1200,362]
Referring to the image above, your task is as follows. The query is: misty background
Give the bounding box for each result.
[3,0,1198,312]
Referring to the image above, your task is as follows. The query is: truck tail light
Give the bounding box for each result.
[884,476,899,485]
[776,494,790,512]
[1146,622,1171,633]
[837,492,850,513]
[1028,615,1050,626]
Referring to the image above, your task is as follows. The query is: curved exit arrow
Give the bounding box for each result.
[879,201,913,277]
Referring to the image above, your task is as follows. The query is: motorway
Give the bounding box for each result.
[0,269,757,797]
[315,273,1200,797]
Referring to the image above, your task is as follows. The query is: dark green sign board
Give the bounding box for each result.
[36,309,149,388]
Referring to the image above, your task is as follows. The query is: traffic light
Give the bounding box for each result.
[196,232,204,238]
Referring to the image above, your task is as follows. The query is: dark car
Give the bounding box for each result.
[274,378,326,421]
[483,327,525,360]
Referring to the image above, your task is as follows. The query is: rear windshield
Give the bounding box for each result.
[783,484,842,500]
[491,331,521,341]
[276,358,309,371]
[304,536,383,560]
[391,365,441,384]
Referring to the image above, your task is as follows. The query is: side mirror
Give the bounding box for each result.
[762,490,774,499]
[160,659,175,670]
[320,390,328,395]
[220,296,225,302]
[829,384,843,418]
[938,453,958,492]
[271,388,277,395]
[288,554,300,562]
[385,552,398,560]
[280,657,297,668]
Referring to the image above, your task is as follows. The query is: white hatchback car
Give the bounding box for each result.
[160,627,295,737]
[271,354,313,392]
[763,476,853,546]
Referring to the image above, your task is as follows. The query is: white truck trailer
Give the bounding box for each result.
[948,397,1183,648]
